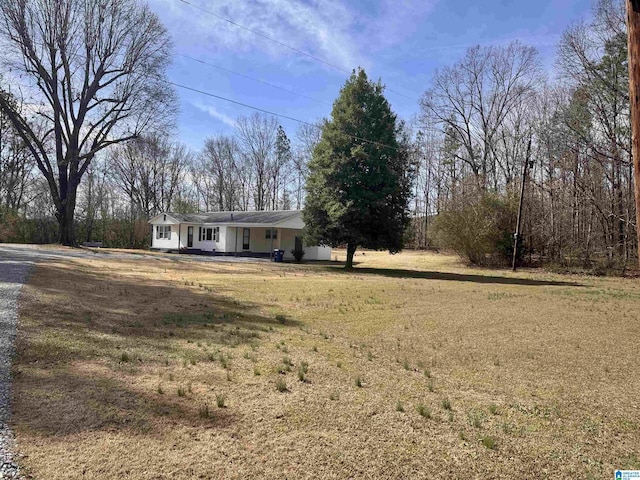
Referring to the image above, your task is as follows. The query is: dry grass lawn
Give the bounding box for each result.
[11,248,640,479]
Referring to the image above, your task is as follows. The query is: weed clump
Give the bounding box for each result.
[417,403,431,419]
[199,404,210,419]
[276,378,288,393]
[481,436,497,450]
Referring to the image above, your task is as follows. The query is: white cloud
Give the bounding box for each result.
[149,0,362,71]
[148,0,438,74]
[193,102,236,128]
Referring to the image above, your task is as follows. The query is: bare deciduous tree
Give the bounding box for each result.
[0,0,175,245]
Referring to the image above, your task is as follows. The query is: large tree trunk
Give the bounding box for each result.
[345,242,357,269]
[57,183,78,246]
[628,0,640,266]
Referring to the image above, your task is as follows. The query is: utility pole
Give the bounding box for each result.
[627,0,640,266]
[512,135,533,272]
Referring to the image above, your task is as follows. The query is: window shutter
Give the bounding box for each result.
[156,226,160,239]
[167,226,171,240]
[199,227,202,241]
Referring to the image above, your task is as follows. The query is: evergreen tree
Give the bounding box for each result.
[304,68,414,269]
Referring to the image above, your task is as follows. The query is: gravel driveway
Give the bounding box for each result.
[0,249,34,479]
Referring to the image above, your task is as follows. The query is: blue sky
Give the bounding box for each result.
[147,0,593,150]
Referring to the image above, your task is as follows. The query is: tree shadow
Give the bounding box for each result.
[11,261,299,440]
[321,266,584,287]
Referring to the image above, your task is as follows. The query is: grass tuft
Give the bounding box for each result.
[120,352,130,363]
[396,401,405,412]
[355,376,363,388]
[417,403,431,419]
[276,378,288,393]
[199,403,210,419]
[441,398,452,410]
[481,436,497,450]
[216,394,226,408]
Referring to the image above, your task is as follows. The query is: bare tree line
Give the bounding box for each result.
[409,0,635,268]
[0,0,635,268]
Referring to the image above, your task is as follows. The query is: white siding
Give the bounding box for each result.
[150,223,180,250]
[149,214,332,260]
[194,225,227,252]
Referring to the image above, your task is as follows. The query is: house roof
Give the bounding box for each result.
[149,210,302,226]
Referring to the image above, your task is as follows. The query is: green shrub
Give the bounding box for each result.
[291,248,305,262]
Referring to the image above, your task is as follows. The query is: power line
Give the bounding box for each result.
[176,53,331,105]
[164,79,403,151]
[10,38,414,152]
[177,0,417,102]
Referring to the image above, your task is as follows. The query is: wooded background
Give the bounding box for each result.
[0,0,635,270]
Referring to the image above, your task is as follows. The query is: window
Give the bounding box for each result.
[201,227,219,242]
[157,225,171,239]
[265,228,278,240]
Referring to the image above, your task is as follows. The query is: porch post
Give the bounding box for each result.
[178,223,181,252]
[234,227,238,257]
[270,227,274,260]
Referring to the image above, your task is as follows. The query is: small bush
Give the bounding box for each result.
[291,248,305,262]
[120,352,130,363]
[489,404,498,415]
[177,386,186,397]
[441,398,452,410]
[157,385,164,395]
[355,376,363,388]
[433,192,519,266]
[216,394,226,408]
[396,401,405,412]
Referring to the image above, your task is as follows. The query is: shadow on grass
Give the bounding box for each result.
[12,261,299,439]
[321,266,584,287]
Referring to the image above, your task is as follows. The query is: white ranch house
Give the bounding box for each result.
[149,210,331,261]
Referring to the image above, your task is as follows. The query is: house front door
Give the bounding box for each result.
[243,228,250,250]
[187,226,193,248]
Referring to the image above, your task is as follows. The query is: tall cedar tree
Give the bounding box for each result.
[304,69,414,269]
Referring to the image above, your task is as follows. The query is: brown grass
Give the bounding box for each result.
[11,247,640,479]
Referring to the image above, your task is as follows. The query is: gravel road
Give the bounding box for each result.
[0,249,34,479]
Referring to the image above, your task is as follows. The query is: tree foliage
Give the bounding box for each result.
[304,68,414,268]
